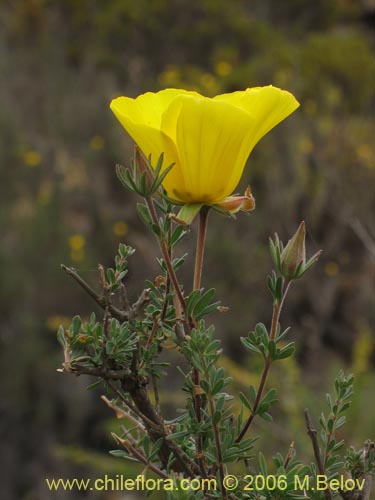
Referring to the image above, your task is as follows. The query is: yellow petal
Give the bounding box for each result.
[110,90,199,198]
[160,95,256,203]
[110,95,175,165]
[215,85,300,149]
[112,89,198,128]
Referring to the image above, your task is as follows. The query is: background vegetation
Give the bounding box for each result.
[0,1,374,498]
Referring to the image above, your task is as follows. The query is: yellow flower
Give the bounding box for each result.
[112,221,128,237]
[110,86,299,204]
[23,150,42,167]
[90,135,105,150]
[69,234,85,251]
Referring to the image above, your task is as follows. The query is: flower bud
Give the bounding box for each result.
[280,221,321,279]
[281,221,306,278]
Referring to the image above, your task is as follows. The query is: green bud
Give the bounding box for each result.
[280,221,321,279]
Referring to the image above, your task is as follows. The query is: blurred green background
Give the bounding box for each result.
[0,0,374,498]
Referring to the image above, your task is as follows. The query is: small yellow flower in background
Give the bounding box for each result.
[69,234,85,251]
[324,261,339,277]
[90,135,105,150]
[113,221,128,237]
[215,61,232,77]
[199,73,219,95]
[352,327,374,375]
[46,315,71,332]
[110,86,299,206]
[158,66,182,87]
[298,136,314,155]
[69,234,86,262]
[357,144,374,169]
[23,150,42,167]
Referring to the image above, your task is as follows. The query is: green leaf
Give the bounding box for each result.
[268,340,277,359]
[86,379,103,391]
[262,388,277,405]
[137,203,152,228]
[276,326,291,343]
[213,410,221,424]
[71,316,81,335]
[170,225,187,247]
[249,385,257,403]
[153,153,164,178]
[116,164,138,193]
[259,452,268,475]
[106,268,116,284]
[276,342,296,360]
[151,162,175,192]
[239,392,253,411]
[240,337,261,354]
[192,288,215,315]
[255,323,269,343]
[57,325,67,348]
[259,412,273,422]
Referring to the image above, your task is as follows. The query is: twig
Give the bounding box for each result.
[151,374,161,414]
[61,265,148,321]
[304,409,333,500]
[284,441,295,468]
[108,380,194,476]
[131,288,150,316]
[144,318,159,352]
[101,395,146,432]
[167,440,201,476]
[60,363,132,380]
[106,380,162,432]
[112,433,169,479]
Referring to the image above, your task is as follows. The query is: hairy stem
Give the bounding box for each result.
[192,207,210,477]
[235,280,291,443]
[193,207,210,290]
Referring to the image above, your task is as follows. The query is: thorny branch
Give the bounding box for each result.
[61,264,149,321]
[61,355,195,476]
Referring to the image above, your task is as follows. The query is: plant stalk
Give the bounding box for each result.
[192,206,210,477]
[193,206,210,290]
